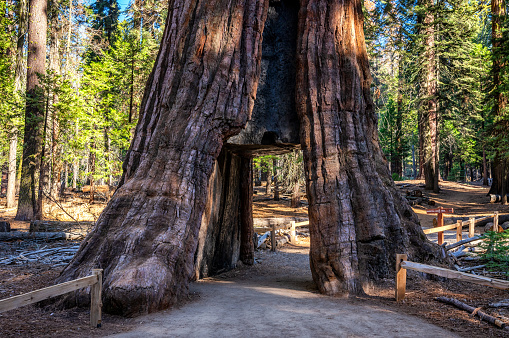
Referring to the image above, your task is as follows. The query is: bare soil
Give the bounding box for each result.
[0,180,509,337]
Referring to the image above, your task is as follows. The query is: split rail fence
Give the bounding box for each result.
[395,254,509,301]
[255,220,310,251]
[423,212,500,245]
[0,269,103,328]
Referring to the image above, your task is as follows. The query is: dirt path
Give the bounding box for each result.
[110,245,457,338]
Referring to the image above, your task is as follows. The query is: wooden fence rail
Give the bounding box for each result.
[424,212,499,245]
[0,269,103,328]
[254,220,310,251]
[395,254,509,301]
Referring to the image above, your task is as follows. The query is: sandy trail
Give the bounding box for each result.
[110,246,457,338]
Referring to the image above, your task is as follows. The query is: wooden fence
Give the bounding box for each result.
[423,212,499,245]
[395,254,509,301]
[254,220,310,251]
[0,269,103,328]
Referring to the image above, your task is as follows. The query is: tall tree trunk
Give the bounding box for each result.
[49,0,62,200]
[488,0,508,202]
[6,128,18,208]
[16,0,48,221]
[296,0,438,296]
[391,54,404,179]
[88,140,96,204]
[483,147,488,186]
[72,121,78,189]
[273,157,279,201]
[421,0,439,193]
[57,0,439,315]
[57,0,269,316]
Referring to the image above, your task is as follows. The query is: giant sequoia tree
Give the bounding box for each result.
[57,0,437,316]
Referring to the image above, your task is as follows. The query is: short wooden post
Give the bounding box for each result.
[395,254,407,302]
[90,269,103,328]
[469,217,475,238]
[494,211,499,232]
[456,221,462,243]
[437,213,444,245]
[271,223,276,252]
[290,221,296,243]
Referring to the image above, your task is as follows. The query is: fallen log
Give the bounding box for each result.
[445,236,482,251]
[436,296,506,328]
[490,195,509,203]
[256,231,271,249]
[458,265,486,272]
[0,232,82,241]
[30,220,94,233]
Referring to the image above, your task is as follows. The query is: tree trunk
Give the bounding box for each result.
[72,159,78,189]
[56,0,269,316]
[273,157,279,200]
[290,180,300,208]
[265,162,272,195]
[16,0,47,221]
[57,0,439,315]
[488,0,508,202]
[483,147,488,186]
[421,0,439,193]
[239,156,254,265]
[6,129,18,208]
[391,55,403,179]
[296,0,438,296]
[88,141,96,204]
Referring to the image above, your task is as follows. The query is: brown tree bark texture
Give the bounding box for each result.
[419,0,439,193]
[57,0,269,316]
[488,0,508,202]
[296,0,437,296]
[16,0,47,221]
[194,149,244,279]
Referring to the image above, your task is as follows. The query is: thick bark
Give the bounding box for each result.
[194,150,243,279]
[488,0,508,202]
[391,56,403,179]
[57,0,269,316]
[239,156,254,265]
[6,129,18,208]
[296,0,437,296]
[421,0,439,193]
[16,0,47,221]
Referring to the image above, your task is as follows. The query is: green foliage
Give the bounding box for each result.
[480,230,509,276]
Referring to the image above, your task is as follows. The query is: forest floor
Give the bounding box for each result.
[0,180,508,336]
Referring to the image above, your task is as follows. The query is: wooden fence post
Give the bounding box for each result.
[271,223,276,252]
[456,221,462,243]
[469,217,475,238]
[395,254,407,302]
[90,269,103,328]
[437,213,444,245]
[494,211,499,232]
[290,221,296,243]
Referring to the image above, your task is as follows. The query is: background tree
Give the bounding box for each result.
[15,0,47,220]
